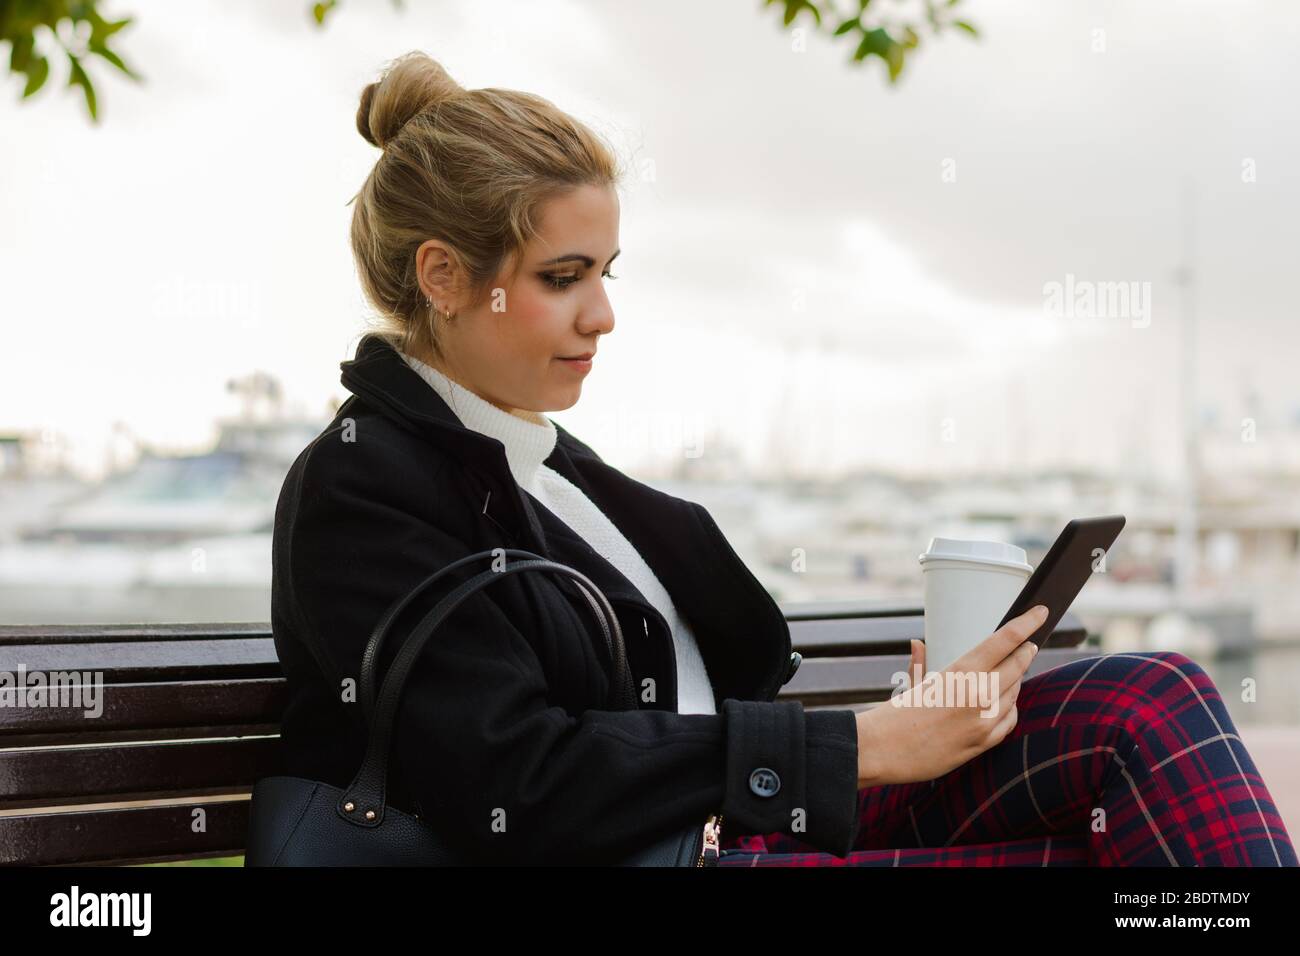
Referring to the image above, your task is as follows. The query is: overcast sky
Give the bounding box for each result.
[2,0,1297,483]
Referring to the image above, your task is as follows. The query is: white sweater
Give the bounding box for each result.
[399,352,718,715]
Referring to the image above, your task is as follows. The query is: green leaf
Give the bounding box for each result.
[23,55,49,97]
[66,52,97,121]
[853,27,893,61]
[780,0,820,28]
[103,17,134,39]
[833,18,859,37]
[885,41,905,81]
[903,25,920,48]
[312,1,338,25]
[86,9,133,45]
[953,20,979,37]
[89,39,141,80]
[10,34,35,73]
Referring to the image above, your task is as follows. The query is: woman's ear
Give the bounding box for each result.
[415,238,463,307]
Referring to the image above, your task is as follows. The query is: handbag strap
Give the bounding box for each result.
[358,549,625,723]
[337,556,638,828]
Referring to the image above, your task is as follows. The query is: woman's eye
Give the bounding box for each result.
[544,273,579,290]
[543,271,618,290]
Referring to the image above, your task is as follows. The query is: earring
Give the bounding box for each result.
[423,294,455,322]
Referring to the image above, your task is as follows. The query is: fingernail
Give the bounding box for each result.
[1033,605,1049,619]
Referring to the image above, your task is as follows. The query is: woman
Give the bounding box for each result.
[269,50,1297,866]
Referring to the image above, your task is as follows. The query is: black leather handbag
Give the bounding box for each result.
[245,548,722,866]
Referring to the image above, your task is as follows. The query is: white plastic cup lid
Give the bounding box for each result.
[918,536,1032,573]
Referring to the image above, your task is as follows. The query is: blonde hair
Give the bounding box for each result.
[349,51,627,359]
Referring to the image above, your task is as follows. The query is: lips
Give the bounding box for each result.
[558,352,595,361]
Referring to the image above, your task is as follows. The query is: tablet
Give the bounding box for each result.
[996,515,1126,647]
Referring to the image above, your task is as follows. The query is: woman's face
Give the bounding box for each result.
[416,183,620,418]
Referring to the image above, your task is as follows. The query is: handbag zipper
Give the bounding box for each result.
[696,813,723,866]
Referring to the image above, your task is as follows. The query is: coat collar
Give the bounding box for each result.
[337,331,792,704]
[339,331,550,472]
[338,332,599,553]
[398,350,558,490]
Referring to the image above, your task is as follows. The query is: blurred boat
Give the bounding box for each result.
[0,373,325,625]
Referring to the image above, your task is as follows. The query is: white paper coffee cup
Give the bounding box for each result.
[918,537,1034,674]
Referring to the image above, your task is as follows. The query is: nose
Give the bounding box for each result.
[579,288,615,338]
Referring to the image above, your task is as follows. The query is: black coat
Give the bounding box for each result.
[269,331,861,863]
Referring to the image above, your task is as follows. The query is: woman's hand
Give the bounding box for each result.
[908,638,926,691]
[854,605,1048,788]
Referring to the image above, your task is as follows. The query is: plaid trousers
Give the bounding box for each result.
[717,651,1298,867]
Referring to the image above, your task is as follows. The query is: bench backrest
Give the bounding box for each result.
[0,607,1091,865]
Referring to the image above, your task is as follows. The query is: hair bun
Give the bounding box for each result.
[356,50,463,149]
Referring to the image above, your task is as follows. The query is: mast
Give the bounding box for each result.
[1172,181,1200,605]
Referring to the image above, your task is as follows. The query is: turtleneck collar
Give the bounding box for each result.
[399,351,558,488]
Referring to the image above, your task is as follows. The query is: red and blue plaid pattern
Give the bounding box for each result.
[718,651,1298,866]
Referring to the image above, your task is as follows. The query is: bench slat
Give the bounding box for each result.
[780,647,1096,704]
[0,678,285,742]
[0,638,280,682]
[0,622,270,644]
[0,737,279,809]
[0,800,249,866]
[0,610,1087,679]
[789,611,1086,653]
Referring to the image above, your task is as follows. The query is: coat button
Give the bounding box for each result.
[784,651,802,684]
[748,767,781,798]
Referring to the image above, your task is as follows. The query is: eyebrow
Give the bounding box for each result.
[539,248,621,268]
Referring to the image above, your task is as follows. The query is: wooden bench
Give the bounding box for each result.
[0,605,1095,865]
